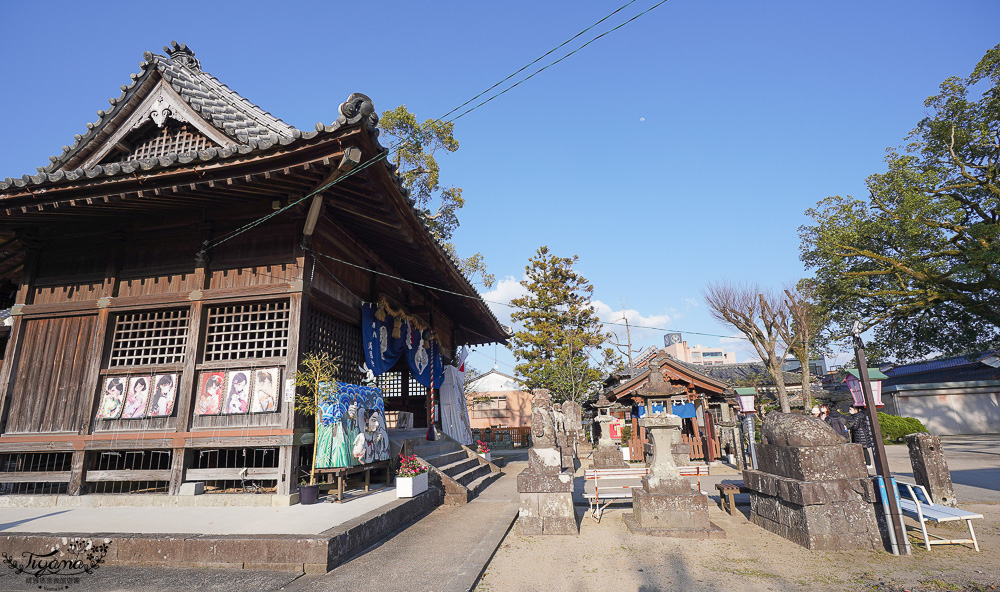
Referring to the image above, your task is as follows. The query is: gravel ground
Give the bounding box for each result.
[477,443,1000,592]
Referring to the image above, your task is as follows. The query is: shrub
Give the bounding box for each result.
[877,411,929,443]
[620,425,632,446]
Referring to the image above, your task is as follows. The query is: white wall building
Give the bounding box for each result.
[662,333,736,366]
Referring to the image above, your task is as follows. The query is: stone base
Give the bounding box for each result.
[517,469,573,493]
[631,487,712,530]
[592,446,627,469]
[623,513,726,538]
[749,492,882,550]
[518,491,577,535]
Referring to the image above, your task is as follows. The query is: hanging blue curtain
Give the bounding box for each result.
[362,302,444,386]
[362,302,405,376]
[405,324,444,389]
[671,401,696,418]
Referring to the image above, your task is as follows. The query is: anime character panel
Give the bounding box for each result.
[96,377,127,419]
[250,368,280,413]
[147,373,179,417]
[222,370,251,415]
[195,371,226,416]
[121,376,153,419]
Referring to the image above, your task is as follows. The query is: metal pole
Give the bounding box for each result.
[853,333,910,555]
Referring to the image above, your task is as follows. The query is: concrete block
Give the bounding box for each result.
[179,482,204,496]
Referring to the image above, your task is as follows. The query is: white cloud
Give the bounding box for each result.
[684,297,699,308]
[592,301,672,351]
[481,275,528,328]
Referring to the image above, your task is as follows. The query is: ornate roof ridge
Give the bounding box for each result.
[37,41,297,175]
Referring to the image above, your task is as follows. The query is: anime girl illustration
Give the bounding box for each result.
[148,374,177,417]
[121,376,151,419]
[250,368,279,413]
[223,371,250,414]
[195,372,225,415]
[97,377,126,419]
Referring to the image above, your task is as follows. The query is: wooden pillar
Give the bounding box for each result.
[277,258,310,496]
[168,251,208,496]
[704,405,717,462]
[0,249,37,434]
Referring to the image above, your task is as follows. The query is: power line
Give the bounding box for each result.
[204,1,668,251]
[305,247,750,341]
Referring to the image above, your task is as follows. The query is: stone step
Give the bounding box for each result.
[412,440,461,458]
[453,462,493,488]
[438,457,482,481]
[465,470,502,498]
[423,450,469,469]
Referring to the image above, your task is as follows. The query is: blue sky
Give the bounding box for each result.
[2,1,998,375]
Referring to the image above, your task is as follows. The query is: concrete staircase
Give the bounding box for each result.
[390,430,501,506]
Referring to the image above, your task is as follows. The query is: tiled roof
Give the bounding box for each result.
[0,42,508,345]
[38,41,294,176]
[882,351,999,378]
[669,357,806,386]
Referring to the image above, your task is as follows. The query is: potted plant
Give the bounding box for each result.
[476,440,491,462]
[619,425,632,461]
[292,352,339,505]
[396,453,429,498]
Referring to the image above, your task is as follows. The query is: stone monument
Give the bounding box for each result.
[743,412,882,550]
[592,391,627,469]
[623,412,724,538]
[517,389,577,535]
[634,358,690,466]
[906,433,957,507]
[562,400,583,449]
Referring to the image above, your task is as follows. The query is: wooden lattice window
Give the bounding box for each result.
[375,371,403,398]
[306,310,364,384]
[126,124,210,161]
[108,309,189,367]
[204,301,290,362]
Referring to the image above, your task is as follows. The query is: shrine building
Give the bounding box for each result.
[0,41,507,499]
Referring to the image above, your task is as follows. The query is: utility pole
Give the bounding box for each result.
[851,321,910,555]
[609,315,641,377]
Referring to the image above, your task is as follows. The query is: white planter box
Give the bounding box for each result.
[478,452,492,462]
[396,471,428,498]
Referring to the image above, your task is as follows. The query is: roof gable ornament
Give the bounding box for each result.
[164,40,200,71]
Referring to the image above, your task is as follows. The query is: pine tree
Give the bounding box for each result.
[510,246,609,404]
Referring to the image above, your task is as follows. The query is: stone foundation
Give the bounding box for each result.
[592,446,627,469]
[743,413,883,551]
[517,471,576,535]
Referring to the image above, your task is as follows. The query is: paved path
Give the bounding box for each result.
[0,458,525,592]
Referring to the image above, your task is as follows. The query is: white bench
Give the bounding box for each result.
[583,465,709,523]
[895,480,982,552]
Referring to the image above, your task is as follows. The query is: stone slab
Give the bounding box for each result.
[907,433,957,507]
[517,491,577,535]
[630,488,712,530]
[742,469,877,505]
[623,513,726,538]
[517,469,573,493]
[592,446,627,469]
[756,442,867,481]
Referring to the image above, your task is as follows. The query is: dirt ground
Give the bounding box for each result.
[476,454,1000,592]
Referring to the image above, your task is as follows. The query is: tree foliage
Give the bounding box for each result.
[510,247,610,404]
[704,282,792,413]
[800,44,1000,361]
[379,106,494,288]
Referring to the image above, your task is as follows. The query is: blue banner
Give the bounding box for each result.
[362,301,443,388]
[671,401,696,418]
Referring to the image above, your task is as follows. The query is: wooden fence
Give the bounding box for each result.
[471,427,532,449]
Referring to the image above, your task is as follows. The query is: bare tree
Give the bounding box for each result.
[777,286,824,411]
[704,282,792,412]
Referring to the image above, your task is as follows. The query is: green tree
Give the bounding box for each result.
[379,106,494,287]
[292,352,339,485]
[800,44,1000,361]
[510,247,609,404]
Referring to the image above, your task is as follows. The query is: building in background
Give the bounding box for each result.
[465,369,532,428]
[782,356,829,376]
[662,333,737,366]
